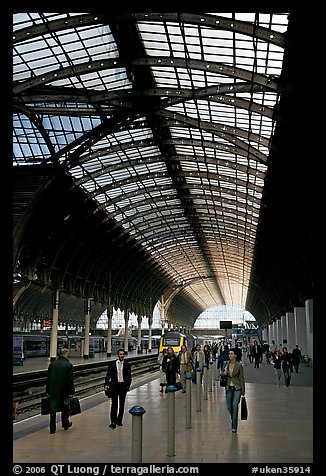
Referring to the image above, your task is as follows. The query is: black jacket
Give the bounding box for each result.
[105,359,132,395]
[46,355,75,412]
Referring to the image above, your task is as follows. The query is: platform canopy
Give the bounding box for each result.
[12,11,312,329]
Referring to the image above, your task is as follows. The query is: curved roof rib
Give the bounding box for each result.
[13,12,312,328]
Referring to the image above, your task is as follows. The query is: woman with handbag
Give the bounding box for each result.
[220,348,245,433]
[158,348,168,393]
[162,346,179,392]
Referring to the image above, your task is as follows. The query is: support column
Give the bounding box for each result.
[281,315,287,346]
[160,297,165,335]
[106,307,112,357]
[262,327,268,343]
[148,316,153,353]
[137,316,142,354]
[268,323,274,345]
[277,318,282,348]
[124,310,129,355]
[294,306,308,355]
[83,298,91,359]
[286,312,295,352]
[50,289,60,361]
[272,321,277,344]
[305,299,313,361]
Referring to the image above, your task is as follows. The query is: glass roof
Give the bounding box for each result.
[13,12,289,314]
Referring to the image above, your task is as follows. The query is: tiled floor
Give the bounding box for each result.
[13,360,313,464]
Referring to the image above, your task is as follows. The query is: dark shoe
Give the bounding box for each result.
[181,389,186,393]
[63,422,72,430]
[50,429,56,434]
[116,422,123,426]
[109,423,116,429]
[232,429,237,433]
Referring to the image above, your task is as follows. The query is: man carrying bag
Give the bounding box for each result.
[46,348,75,434]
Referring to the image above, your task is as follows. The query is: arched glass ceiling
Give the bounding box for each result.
[13,12,289,314]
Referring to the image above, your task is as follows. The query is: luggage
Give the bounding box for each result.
[220,374,227,387]
[64,396,81,416]
[104,387,112,398]
[41,395,50,415]
[13,357,24,366]
[190,370,196,382]
[175,381,183,391]
[240,396,248,420]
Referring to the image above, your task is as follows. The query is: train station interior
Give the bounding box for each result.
[11,9,314,469]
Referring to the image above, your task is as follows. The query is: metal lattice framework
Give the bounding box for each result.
[12,11,312,329]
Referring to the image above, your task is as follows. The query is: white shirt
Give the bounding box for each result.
[116,360,124,382]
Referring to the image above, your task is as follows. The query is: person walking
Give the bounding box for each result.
[158,348,168,393]
[192,343,205,383]
[272,349,282,386]
[280,347,293,387]
[46,348,75,434]
[252,340,262,368]
[269,340,277,360]
[218,344,230,372]
[291,345,302,373]
[162,346,179,390]
[178,344,193,392]
[104,348,132,428]
[234,342,242,362]
[220,348,245,433]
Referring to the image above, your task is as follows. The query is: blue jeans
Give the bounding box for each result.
[283,368,291,386]
[226,386,242,430]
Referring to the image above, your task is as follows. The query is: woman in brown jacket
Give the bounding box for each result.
[221,348,245,433]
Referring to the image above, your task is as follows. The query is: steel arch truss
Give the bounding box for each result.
[13,11,312,328]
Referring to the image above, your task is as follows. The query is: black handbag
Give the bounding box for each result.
[104,387,112,398]
[41,395,50,415]
[240,396,248,420]
[220,374,227,387]
[64,396,81,416]
[175,381,183,391]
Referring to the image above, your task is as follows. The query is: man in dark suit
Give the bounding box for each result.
[104,348,132,429]
[252,340,263,368]
[46,348,75,434]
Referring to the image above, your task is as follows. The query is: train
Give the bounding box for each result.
[141,335,160,350]
[111,335,137,352]
[12,333,106,362]
[158,331,198,354]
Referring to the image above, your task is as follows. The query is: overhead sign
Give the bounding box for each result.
[220,320,233,330]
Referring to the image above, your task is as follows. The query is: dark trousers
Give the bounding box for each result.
[254,355,260,368]
[49,404,70,432]
[293,360,300,372]
[110,384,127,424]
[165,369,177,387]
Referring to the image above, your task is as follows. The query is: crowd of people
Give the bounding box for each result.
[45,338,303,435]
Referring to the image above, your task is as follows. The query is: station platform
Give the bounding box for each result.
[13,359,313,466]
[13,350,151,374]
